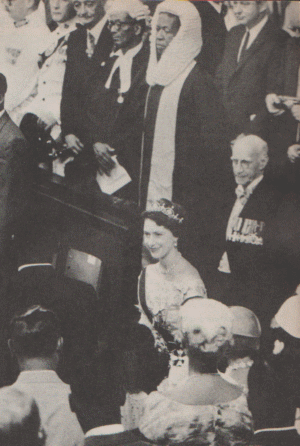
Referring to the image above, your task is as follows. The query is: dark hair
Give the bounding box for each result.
[227,335,260,361]
[0,388,42,446]
[142,199,186,238]
[10,306,61,358]
[0,73,7,97]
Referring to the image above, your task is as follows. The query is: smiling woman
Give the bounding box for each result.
[138,199,207,384]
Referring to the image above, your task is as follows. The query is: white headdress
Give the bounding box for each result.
[107,0,150,21]
[180,298,233,343]
[146,0,202,86]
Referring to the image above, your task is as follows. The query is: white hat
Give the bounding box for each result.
[180,298,233,342]
[274,295,300,339]
[230,306,261,338]
[107,0,150,21]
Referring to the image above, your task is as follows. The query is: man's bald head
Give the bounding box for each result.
[231,134,269,187]
[0,387,42,446]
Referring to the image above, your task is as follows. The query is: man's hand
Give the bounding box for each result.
[93,142,115,175]
[64,134,84,154]
[265,93,285,116]
[287,144,300,163]
[291,104,300,122]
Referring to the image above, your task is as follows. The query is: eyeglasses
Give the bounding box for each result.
[107,20,133,31]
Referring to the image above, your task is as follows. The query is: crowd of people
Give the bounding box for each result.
[0,0,299,444]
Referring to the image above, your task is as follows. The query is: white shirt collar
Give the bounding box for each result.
[18,263,53,272]
[89,15,107,45]
[246,14,269,47]
[208,1,222,14]
[0,109,5,119]
[17,370,65,384]
[105,41,143,94]
[110,40,143,59]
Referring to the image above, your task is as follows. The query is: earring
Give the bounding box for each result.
[174,241,178,248]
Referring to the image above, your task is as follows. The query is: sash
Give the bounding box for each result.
[138,268,178,348]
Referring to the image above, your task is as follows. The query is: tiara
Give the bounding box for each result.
[147,201,184,223]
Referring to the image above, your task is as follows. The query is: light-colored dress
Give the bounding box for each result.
[138,262,207,350]
[139,380,253,445]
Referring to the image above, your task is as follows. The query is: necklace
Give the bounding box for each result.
[159,253,182,275]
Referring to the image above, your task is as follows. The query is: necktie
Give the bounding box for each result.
[86,31,95,58]
[238,30,250,63]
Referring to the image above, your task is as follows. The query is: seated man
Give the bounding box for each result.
[0,387,44,446]
[0,0,50,113]
[8,306,84,446]
[10,0,78,141]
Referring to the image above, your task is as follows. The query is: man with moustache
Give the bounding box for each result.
[61,0,113,154]
[82,0,150,201]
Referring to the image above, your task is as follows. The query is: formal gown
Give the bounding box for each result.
[139,377,253,446]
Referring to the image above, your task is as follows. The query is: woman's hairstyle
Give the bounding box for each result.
[9,306,61,359]
[180,298,233,345]
[142,199,186,238]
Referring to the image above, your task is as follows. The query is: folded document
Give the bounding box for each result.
[96,155,132,195]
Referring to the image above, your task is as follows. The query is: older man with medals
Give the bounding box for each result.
[219,134,297,332]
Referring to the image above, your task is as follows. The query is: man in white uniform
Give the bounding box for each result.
[0,0,50,113]
[11,0,77,139]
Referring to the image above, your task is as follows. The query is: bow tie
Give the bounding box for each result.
[235,185,251,204]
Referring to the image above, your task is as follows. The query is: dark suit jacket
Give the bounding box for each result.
[192,1,227,75]
[0,112,31,258]
[268,37,300,146]
[61,22,114,140]
[223,178,295,326]
[265,37,300,190]
[215,18,288,137]
[83,42,150,184]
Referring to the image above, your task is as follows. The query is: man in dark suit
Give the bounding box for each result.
[215,1,287,138]
[218,134,297,332]
[265,36,300,191]
[0,73,31,265]
[60,0,113,153]
[80,0,150,201]
[0,73,32,387]
[192,0,228,75]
